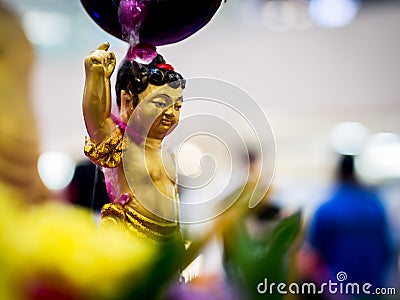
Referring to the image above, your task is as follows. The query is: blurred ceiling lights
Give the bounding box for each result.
[356,133,400,184]
[239,0,396,31]
[38,151,75,190]
[261,0,311,31]
[330,122,369,156]
[22,11,72,46]
[3,0,398,49]
[308,0,361,28]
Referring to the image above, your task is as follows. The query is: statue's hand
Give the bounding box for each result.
[85,42,116,79]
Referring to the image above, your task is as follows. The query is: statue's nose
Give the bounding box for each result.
[163,106,175,118]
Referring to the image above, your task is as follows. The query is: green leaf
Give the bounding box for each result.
[223,211,302,300]
[116,232,186,300]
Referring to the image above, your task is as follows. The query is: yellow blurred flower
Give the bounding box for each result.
[0,193,157,300]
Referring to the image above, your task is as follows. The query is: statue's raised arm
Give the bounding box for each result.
[83,42,116,144]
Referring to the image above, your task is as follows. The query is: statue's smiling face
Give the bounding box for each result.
[128,84,183,139]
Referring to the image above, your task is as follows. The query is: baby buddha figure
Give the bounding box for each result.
[83,43,185,242]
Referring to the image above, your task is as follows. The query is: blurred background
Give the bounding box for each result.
[1,0,399,295]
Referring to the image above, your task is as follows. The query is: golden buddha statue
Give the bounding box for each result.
[83,42,185,242]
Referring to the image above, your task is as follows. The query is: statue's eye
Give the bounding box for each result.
[154,101,166,108]
[174,103,182,111]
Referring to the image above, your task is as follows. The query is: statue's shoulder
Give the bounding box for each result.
[84,127,128,168]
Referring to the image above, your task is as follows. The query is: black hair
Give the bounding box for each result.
[337,154,357,183]
[115,54,185,108]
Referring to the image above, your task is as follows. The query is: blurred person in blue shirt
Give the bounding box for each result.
[306,155,395,294]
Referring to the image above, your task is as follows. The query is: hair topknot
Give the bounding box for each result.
[115,54,185,108]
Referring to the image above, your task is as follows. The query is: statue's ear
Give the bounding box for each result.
[119,90,134,123]
[120,90,133,109]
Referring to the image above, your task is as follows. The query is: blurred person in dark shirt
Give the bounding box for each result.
[67,160,109,212]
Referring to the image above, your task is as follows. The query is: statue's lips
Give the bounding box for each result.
[161,119,173,126]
